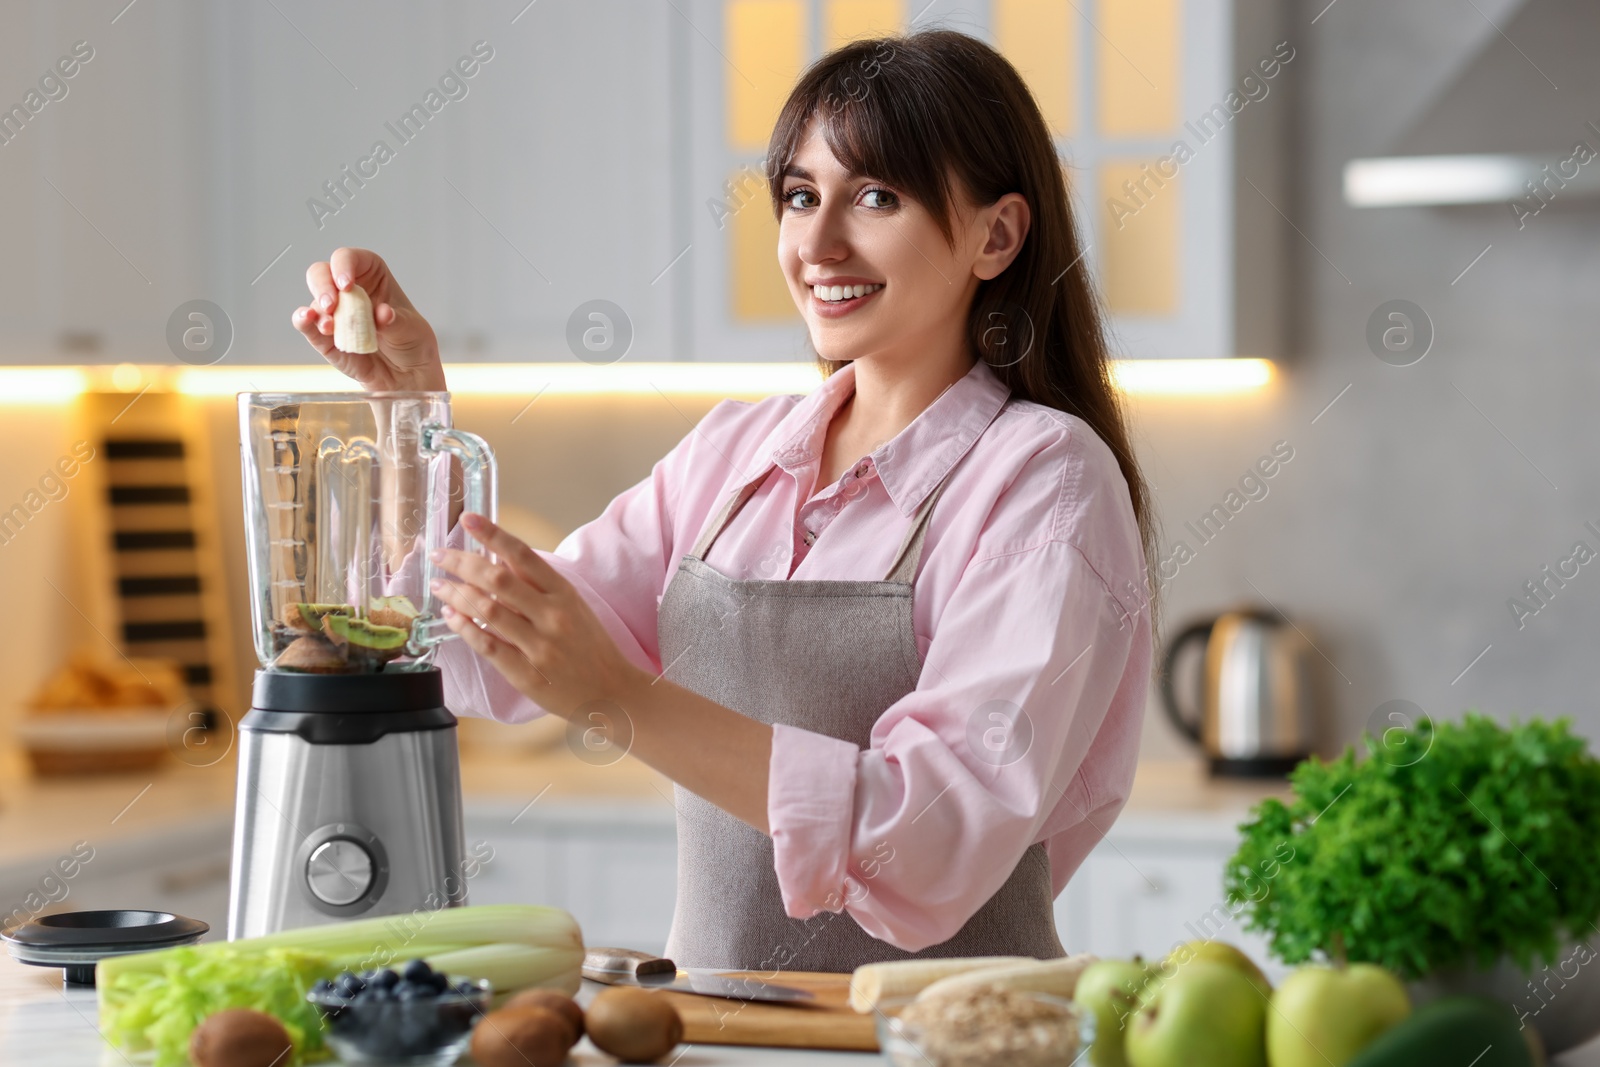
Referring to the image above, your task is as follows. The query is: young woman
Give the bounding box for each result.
[292,29,1155,973]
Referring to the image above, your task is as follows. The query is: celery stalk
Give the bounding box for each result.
[427,942,584,997]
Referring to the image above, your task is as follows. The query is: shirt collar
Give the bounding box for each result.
[750,359,1012,517]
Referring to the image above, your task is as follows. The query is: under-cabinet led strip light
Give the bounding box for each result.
[0,359,1273,402]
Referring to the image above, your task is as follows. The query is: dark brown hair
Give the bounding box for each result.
[766,29,1158,625]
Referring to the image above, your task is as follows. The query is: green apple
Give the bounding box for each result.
[1074,958,1156,1067]
[1162,940,1274,1000]
[1126,960,1267,1067]
[1267,964,1411,1067]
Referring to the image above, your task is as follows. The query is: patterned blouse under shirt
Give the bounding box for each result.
[434,357,1152,951]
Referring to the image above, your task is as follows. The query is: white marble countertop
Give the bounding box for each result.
[0,955,878,1066]
[6,953,1600,1066]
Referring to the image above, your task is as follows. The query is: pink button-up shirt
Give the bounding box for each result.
[437,358,1151,951]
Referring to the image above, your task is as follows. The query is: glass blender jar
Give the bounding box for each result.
[240,392,495,672]
[229,392,496,938]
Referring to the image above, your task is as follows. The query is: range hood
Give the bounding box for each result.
[1344,0,1600,207]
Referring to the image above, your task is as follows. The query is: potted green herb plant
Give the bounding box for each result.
[1224,714,1600,1053]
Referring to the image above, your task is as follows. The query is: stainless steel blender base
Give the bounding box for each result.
[228,670,466,940]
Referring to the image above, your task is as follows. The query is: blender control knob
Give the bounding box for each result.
[306,839,374,907]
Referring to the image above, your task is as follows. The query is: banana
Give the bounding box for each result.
[333,284,378,354]
[849,956,1034,1013]
[913,954,1097,1003]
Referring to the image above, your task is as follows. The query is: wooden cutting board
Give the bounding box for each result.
[656,971,878,1051]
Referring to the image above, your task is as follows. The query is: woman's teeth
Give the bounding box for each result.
[812,283,883,302]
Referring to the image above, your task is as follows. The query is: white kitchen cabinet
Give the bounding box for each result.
[464,802,679,956]
[0,0,214,363]
[1056,814,1287,979]
[209,0,680,365]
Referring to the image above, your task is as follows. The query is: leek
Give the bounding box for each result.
[98,904,583,1065]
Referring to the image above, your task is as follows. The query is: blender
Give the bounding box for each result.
[229,392,496,939]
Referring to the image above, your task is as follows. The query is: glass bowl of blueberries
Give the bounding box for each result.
[307,958,491,1066]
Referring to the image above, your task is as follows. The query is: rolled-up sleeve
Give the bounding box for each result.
[766,537,1147,950]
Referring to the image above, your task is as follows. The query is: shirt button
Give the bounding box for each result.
[853,460,871,478]
[802,529,817,546]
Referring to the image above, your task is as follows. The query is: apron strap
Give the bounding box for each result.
[689,467,772,561]
[688,461,954,586]
[882,478,949,584]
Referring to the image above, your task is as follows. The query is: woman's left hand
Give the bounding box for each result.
[430,513,648,718]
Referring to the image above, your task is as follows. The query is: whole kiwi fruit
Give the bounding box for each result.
[469,1006,575,1067]
[503,988,585,1041]
[189,1009,293,1067]
[586,987,684,1063]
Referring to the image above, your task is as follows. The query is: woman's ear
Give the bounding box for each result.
[972,192,1031,281]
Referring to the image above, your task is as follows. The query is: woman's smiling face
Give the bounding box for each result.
[778,119,998,367]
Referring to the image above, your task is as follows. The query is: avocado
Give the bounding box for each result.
[367,595,420,632]
[282,602,356,632]
[321,614,410,664]
[1348,996,1537,1067]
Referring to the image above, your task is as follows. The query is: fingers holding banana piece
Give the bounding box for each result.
[332,284,379,354]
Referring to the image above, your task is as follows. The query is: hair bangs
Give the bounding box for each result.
[766,40,957,242]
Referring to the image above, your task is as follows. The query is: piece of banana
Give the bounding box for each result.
[912,953,1097,1003]
[848,956,1034,1013]
[333,284,378,354]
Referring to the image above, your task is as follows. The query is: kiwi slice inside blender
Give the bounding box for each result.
[276,634,358,674]
[367,595,420,632]
[283,602,356,632]
[321,614,411,664]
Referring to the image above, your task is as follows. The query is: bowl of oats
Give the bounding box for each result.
[877,984,1093,1067]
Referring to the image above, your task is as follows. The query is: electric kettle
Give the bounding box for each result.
[1159,607,1316,777]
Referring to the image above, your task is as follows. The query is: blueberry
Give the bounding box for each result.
[452,980,478,997]
[371,968,400,991]
[396,980,435,1000]
[310,978,335,995]
[402,959,433,984]
[428,970,450,993]
[334,973,366,999]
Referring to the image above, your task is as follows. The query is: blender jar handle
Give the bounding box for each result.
[415,426,499,649]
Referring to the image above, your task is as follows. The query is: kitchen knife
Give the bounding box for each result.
[582,947,817,1004]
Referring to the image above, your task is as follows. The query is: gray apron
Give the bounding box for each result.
[657,459,1065,972]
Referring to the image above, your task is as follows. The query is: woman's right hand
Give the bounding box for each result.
[292,247,447,392]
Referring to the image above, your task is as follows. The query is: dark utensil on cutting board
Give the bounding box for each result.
[0,909,209,985]
[583,947,817,1004]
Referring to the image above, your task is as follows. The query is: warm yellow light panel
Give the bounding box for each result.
[823,0,904,48]
[1100,160,1179,315]
[1113,359,1272,394]
[994,0,1076,137]
[727,0,808,152]
[1097,0,1180,136]
[0,362,1271,400]
[731,175,799,321]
